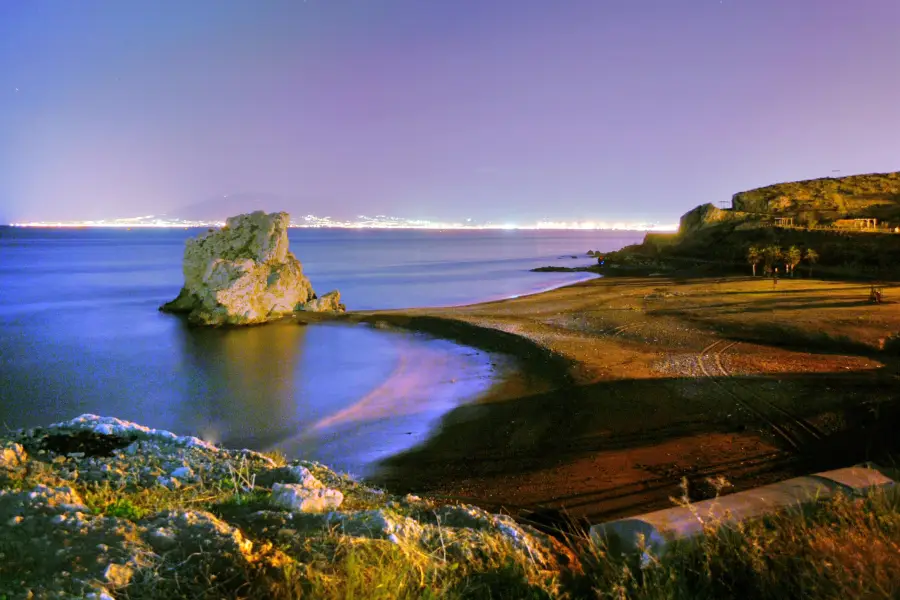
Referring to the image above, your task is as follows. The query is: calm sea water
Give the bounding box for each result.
[0,227,641,476]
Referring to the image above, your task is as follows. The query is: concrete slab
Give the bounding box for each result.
[811,465,896,496]
[590,464,896,557]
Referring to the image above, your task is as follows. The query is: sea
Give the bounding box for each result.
[0,227,642,477]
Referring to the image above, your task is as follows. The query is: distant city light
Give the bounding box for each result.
[10,213,678,232]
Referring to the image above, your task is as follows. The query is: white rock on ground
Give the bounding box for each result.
[270,482,344,513]
[170,466,194,480]
[256,464,321,488]
[160,211,345,325]
[331,509,423,544]
[47,414,221,452]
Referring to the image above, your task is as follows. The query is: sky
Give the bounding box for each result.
[1,0,898,225]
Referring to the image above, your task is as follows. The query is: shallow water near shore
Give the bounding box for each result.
[0,227,641,476]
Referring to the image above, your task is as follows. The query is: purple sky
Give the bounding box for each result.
[1,0,898,224]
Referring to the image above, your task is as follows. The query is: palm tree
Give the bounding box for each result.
[804,248,819,277]
[787,246,803,276]
[746,246,762,276]
[763,245,783,276]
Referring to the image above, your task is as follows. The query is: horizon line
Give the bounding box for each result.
[6,222,679,232]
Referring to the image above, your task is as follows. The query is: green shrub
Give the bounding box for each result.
[98,497,147,520]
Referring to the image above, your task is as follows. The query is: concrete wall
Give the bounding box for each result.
[591,464,896,557]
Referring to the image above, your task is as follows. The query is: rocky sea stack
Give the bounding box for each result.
[160,211,345,325]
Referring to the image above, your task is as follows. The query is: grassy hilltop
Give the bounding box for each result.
[605,171,900,279]
[731,171,900,223]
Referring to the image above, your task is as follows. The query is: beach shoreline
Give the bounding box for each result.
[315,273,900,526]
[263,322,505,480]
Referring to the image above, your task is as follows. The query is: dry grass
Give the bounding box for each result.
[570,479,900,600]
[118,523,559,599]
[78,455,265,519]
[6,448,900,598]
[2,454,560,599]
[80,472,900,600]
[261,449,288,467]
[152,480,900,600]
[292,536,555,600]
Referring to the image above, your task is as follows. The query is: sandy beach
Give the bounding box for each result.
[321,275,900,526]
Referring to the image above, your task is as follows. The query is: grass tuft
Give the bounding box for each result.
[261,449,288,467]
[95,496,148,520]
[569,481,900,600]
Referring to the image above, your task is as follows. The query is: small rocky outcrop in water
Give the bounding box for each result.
[301,289,345,313]
[160,211,345,325]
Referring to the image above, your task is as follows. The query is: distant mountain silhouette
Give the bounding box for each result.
[166,193,349,221]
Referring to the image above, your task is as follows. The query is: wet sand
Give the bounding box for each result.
[268,324,503,478]
[324,275,900,526]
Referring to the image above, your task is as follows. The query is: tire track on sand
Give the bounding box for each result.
[697,340,822,452]
[715,342,825,441]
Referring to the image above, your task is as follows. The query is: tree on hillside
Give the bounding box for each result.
[746,246,762,276]
[763,245,783,276]
[804,248,820,277]
[832,194,849,216]
[787,246,803,276]
[799,210,821,229]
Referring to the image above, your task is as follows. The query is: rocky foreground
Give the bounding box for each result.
[161,211,345,326]
[0,416,574,599]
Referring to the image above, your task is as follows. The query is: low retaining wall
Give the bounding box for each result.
[591,463,897,557]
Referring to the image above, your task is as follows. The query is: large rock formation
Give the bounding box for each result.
[678,203,751,236]
[160,211,345,325]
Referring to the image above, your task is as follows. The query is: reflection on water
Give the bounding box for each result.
[166,319,493,478]
[172,320,309,449]
[0,227,637,477]
[274,327,497,477]
[0,304,494,477]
